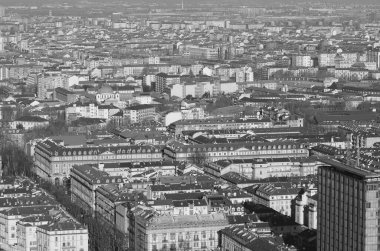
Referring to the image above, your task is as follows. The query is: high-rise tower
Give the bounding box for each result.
[318,158,380,251]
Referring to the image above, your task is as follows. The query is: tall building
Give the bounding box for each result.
[317,158,380,251]
[367,49,380,70]
[0,6,5,17]
[0,36,4,52]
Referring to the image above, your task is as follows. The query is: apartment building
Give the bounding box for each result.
[205,157,320,179]
[292,55,313,67]
[34,139,162,185]
[164,141,309,162]
[318,53,336,67]
[10,116,49,130]
[169,117,274,135]
[124,104,156,123]
[185,46,219,60]
[65,102,120,123]
[54,87,78,103]
[155,73,180,93]
[37,73,66,99]
[131,207,227,251]
[219,225,293,251]
[36,220,88,251]
[70,164,123,213]
[0,206,58,246]
[251,184,301,216]
[95,184,145,225]
[16,215,53,251]
[293,189,318,230]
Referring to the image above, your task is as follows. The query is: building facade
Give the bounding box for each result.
[132,208,227,251]
[317,159,380,251]
[34,139,162,184]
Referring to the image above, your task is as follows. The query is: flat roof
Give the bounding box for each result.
[319,158,380,179]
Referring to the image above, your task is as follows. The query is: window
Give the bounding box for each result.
[201,241,207,248]
[202,231,206,239]
[194,232,199,241]
[178,234,183,242]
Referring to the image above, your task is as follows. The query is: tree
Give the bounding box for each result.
[185,95,193,100]
[0,135,33,177]
[202,92,210,99]
[16,124,24,130]
[0,106,15,121]
[357,101,372,111]
[23,119,68,144]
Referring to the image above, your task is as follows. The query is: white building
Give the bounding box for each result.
[16,215,52,251]
[294,189,318,229]
[0,37,4,52]
[10,116,49,130]
[292,55,313,67]
[36,220,88,251]
[251,184,300,216]
[65,102,120,123]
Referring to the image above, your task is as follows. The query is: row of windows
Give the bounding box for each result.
[55,148,159,156]
[182,144,302,153]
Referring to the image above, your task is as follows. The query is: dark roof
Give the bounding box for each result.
[125,104,155,110]
[15,116,48,122]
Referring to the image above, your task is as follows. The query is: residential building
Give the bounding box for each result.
[293,189,318,230]
[131,207,227,251]
[10,116,49,130]
[65,102,120,123]
[164,141,309,162]
[292,55,313,67]
[95,184,145,225]
[124,105,156,123]
[155,73,180,93]
[70,164,123,213]
[36,220,88,251]
[251,184,301,216]
[0,206,58,247]
[219,225,295,251]
[37,73,66,99]
[16,215,53,251]
[205,157,320,179]
[34,139,162,185]
[54,87,78,103]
